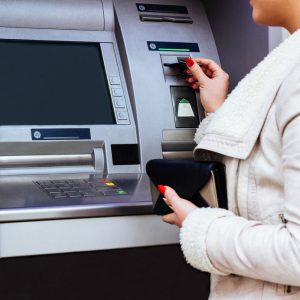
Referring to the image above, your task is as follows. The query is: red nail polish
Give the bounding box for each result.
[157,185,166,194]
[185,57,195,67]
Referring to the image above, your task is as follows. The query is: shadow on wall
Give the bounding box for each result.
[203,0,269,92]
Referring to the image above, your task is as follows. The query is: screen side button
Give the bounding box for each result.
[109,76,121,85]
[112,88,124,97]
[117,111,128,120]
[115,99,126,108]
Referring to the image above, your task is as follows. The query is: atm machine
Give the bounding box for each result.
[0,0,219,258]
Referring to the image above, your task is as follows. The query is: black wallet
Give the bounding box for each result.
[146,159,228,215]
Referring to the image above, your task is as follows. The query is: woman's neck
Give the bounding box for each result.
[285,22,300,34]
[284,2,300,33]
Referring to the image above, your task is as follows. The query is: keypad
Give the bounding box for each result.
[35,179,127,199]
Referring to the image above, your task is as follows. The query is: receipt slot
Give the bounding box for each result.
[170,86,200,128]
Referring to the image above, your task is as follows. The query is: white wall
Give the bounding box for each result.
[269,27,290,51]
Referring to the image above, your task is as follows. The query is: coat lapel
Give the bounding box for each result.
[194,29,300,160]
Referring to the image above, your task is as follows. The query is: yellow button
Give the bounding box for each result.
[105,182,115,186]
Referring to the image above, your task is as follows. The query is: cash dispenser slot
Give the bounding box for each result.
[0,154,92,168]
[0,141,105,175]
[162,129,196,160]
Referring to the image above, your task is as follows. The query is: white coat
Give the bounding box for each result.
[179,29,300,299]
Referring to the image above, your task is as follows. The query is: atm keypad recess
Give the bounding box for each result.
[35,178,127,198]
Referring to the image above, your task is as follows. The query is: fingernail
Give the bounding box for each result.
[185,57,195,67]
[157,185,166,194]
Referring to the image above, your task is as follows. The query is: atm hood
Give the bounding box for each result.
[0,0,114,31]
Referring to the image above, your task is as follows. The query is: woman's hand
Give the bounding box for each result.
[159,185,198,228]
[185,57,229,113]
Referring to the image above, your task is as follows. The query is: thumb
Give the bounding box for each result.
[185,57,208,86]
[164,186,182,209]
[164,186,197,219]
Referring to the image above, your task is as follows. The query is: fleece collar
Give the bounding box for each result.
[194,29,300,160]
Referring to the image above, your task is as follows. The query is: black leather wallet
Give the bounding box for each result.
[146,159,228,215]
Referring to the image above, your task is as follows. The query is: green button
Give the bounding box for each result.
[179,98,190,104]
[117,190,127,195]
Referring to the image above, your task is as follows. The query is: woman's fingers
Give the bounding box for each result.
[160,186,198,228]
[203,68,213,78]
[186,68,212,82]
[193,58,224,77]
[164,186,181,208]
[164,186,197,214]
[162,213,179,225]
[184,57,229,113]
[185,58,209,87]
[186,76,198,84]
[185,75,200,89]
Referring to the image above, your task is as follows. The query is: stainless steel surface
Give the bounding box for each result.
[114,0,220,171]
[0,214,180,257]
[0,173,153,222]
[0,0,107,31]
[0,154,92,167]
[102,0,114,31]
[0,29,140,175]
[140,15,193,23]
[0,0,220,224]
[0,141,106,175]
[101,42,131,125]
[162,151,194,160]
[0,141,104,156]
[162,129,197,158]
[93,148,106,173]
[162,129,197,142]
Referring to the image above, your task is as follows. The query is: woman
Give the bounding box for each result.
[160,0,300,298]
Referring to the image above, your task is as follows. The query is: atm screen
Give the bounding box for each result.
[0,40,115,125]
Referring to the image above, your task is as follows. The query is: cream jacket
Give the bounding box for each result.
[179,30,300,299]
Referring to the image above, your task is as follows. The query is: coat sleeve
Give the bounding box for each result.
[180,66,300,286]
[194,113,215,144]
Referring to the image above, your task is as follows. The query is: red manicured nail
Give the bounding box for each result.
[157,185,166,194]
[185,57,195,67]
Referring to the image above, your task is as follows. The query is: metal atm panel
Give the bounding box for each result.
[114,0,220,167]
[0,0,220,223]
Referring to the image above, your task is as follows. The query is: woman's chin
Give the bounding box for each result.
[252,12,271,26]
[252,11,263,25]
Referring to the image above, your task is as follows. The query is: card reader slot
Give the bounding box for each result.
[140,14,193,23]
